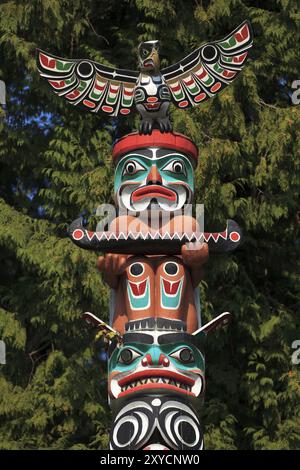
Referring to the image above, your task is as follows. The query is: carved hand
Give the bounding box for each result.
[181,242,209,287]
[97,253,130,289]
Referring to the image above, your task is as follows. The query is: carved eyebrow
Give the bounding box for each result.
[116,150,154,165]
[155,151,188,160]
[117,151,192,163]
[123,333,153,344]
[158,333,196,345]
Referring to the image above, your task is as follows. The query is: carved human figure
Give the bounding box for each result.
[98,131,209,334]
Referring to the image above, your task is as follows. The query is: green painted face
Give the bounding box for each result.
[114,148,195,211]
[108,335,205,400]
[110,342,204,373]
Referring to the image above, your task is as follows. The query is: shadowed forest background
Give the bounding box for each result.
[0,0,300,450]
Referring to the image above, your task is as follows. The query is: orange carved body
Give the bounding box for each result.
[98,215,209,334]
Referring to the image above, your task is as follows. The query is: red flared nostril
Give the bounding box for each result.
[159,354,170,367]
[142,354,153,366]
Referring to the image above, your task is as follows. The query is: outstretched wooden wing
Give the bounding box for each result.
[161,20,253,109]
[36,50,139,116]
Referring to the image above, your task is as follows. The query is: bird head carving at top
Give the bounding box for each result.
[138,40,160,73]
[36,20,253,135]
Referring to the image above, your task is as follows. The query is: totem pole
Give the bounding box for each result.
[37,20,253,450]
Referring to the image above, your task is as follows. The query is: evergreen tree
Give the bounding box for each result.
[0,0,299,449]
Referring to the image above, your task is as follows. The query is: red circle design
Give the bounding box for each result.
[83,99,96,109]
[211,82,222,93]
[179,100,189,108]
[147,96,158,103]
[230,232,240,242]
[194,93,206,102]
[73,229,84,240]
[102,105,113,113]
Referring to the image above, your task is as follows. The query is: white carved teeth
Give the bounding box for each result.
[120,377,192,392]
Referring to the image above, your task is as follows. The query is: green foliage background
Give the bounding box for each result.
[0,0,300,450]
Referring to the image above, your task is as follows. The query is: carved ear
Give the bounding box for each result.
[83,312,123,343]
[192,312,232,342]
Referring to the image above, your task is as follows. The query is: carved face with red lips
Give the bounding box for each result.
[108,318,205,401]
[114,148,195,212]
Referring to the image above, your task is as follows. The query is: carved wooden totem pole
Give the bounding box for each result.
[37,20,253,450]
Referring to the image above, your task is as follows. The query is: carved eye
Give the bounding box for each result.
[129,262,144,277]
[170,347,194,364]
[118,348,142,365]
[123,160,145,176]
[201,44,219,62]
[164,262,179,276]
[142,49,148,57]
[162,160,186,175]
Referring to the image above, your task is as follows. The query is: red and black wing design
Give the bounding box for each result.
[36,50,139,116]
[161,20,253,109]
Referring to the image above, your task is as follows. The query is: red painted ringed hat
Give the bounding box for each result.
[112,130,198,166]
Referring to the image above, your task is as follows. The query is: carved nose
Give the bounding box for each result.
[141,353,169,367]
[147,165,162,184]
[159,354,170,367]
[142,354,153,367]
